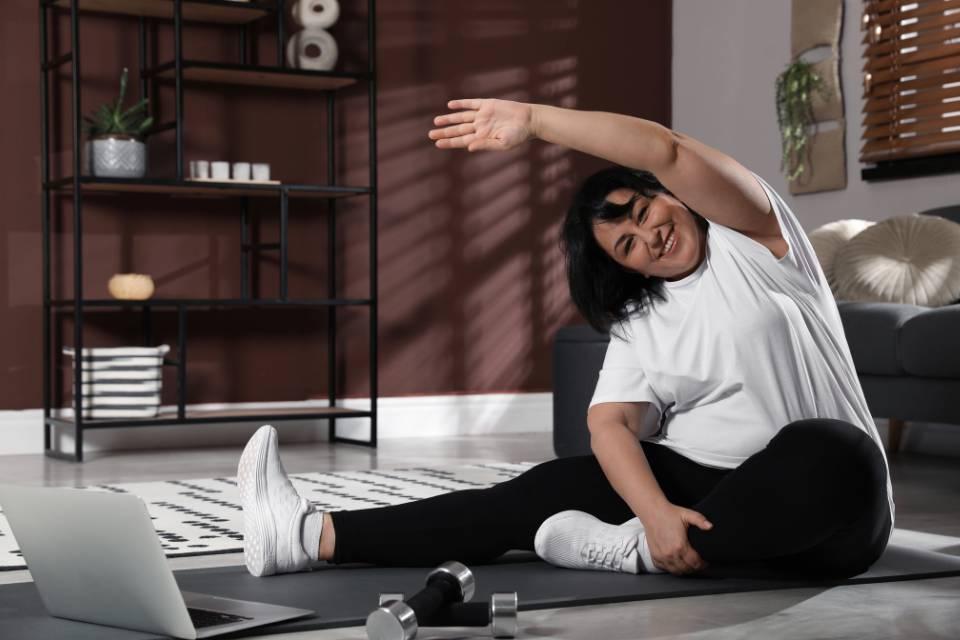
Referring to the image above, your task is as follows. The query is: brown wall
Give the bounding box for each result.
[0,0,672,410]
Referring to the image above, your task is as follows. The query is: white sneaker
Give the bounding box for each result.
[237,425,313,577]
[534,510,641,574]
[617,516,663,573]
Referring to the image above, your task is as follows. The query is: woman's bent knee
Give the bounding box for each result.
[772,419,883,472]
[774,418,869,451]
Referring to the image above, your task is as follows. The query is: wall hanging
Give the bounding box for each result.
[777,0,847,195]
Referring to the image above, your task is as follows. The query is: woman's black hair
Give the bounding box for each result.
[560,165,710,340]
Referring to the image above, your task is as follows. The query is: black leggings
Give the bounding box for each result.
[331,418,892,579]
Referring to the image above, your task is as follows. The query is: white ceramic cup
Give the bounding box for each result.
[233,162,251,181]
[252,163,271,181]
[211,161,230,180]
[195,160,210,179]
[189,160,198,178]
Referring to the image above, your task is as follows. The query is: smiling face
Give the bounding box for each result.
[592,188,707,281]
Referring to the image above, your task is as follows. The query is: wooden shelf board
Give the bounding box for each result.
[49,177,369,199]
[48,405,371,429]
[52,0,272,24]
[175,406,367,420]
[50,297,373,308]
[156,63,360,91]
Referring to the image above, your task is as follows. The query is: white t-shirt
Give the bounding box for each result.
[588,172,895,527]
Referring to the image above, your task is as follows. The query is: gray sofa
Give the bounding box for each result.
[552,204,960,458]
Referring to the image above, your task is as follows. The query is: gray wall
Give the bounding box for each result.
[672,0,960,457]
[673,0,959,229]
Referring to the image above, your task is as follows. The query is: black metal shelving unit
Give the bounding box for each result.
[38,0,378,461]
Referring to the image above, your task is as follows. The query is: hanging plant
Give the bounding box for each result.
[775,60,828,182]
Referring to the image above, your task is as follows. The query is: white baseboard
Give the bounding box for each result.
[0,393,554,456]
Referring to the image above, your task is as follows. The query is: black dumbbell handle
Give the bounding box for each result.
[421,602,489,627]
[405,572,462,623]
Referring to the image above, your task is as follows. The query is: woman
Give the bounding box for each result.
[236,99,893,580]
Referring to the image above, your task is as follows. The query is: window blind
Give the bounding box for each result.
[861,0,960,164]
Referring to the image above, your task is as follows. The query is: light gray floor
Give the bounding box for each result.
[2,432,959,639]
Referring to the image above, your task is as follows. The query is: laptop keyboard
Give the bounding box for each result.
[187,607,253,629]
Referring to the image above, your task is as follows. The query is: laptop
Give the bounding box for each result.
[0,484,314,639]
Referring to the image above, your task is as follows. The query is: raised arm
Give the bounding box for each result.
[429,99,782,240]
[530,105,676,178]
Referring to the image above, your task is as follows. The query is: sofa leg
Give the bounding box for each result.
[887,418,906,454]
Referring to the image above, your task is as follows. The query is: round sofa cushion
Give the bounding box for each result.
[833,214,960,307]
[808,219,876,296]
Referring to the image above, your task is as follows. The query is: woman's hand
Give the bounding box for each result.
[428,99,535,152]
[643,503,713,575]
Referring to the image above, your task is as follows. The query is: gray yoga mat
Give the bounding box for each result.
[3,545,960,639]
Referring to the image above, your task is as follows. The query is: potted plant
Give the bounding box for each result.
[775,60,828,182]
[83,67,153,179]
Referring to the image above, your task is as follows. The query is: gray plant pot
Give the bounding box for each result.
[88,135,147,179]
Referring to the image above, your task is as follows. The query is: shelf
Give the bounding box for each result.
[148,61,365,91]
[46,176,371,199]
[41,0,379,458]
[46,405,372,429]
[50,0,274,25]
[50,297,373,309]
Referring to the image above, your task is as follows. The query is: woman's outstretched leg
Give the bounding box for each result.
[329,452,636,566]
[237,424,636,574]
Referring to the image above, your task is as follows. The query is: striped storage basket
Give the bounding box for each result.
[62,345,170,419]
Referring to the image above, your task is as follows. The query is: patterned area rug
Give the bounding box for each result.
[0,462,536,571]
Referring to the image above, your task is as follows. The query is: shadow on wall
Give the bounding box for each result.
[336,1,589,412]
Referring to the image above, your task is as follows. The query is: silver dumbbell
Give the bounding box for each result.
[378,592,518,638]
[366,561,475,640]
